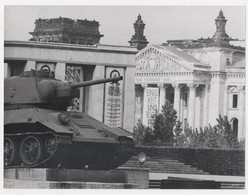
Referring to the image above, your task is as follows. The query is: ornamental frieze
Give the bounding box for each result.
[136,50,190,73]
[194,71,211,82]
[135,76,175,84]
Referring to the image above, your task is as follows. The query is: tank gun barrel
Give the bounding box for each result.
[70,76,123,89]
[4,69,123,110]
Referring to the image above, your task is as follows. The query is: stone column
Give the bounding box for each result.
[141,83,148,125]
[172,83,181,116]
[223,85,229,116]
[24,61,36,71]
[88,65,105,122]
[164,84,169,102]
[55,62,66,81]
[79,67,84,112]
[4,62,9,78]
[195,85,204,130]
[134,84,143,126]
[203,84,210,127]
[237,86,245,140]
[241,87,246,139]
[157,83,166,112]
[187,83,199,129]
[123,67,135,132]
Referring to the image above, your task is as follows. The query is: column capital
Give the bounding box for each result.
[157,83,170,89]
[164,84,170,89]
[205,84,211,92]
[172,83,182,89]
[242,87,246,94]
[187,83,199,89]
[135,84,143,90]
[157,83,164,88]
[226,85,232,94]
[237,85,245,94]
[141,83,148,88]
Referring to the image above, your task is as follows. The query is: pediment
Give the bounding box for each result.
[136,45,193,73]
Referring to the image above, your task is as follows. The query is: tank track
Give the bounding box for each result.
[4,128,134,170]
[4,131,72,169]
[115,136,135,166]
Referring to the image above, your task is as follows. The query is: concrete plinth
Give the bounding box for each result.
[4,179,137,189]
[4,167,149,189]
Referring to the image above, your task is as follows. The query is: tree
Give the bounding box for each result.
[152,100,178,146]
[133,119,154,145]
[214,115,239,149]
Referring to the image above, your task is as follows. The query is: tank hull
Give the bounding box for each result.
[4,108,134,170]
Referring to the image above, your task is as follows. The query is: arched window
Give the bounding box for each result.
[232,118,238,138]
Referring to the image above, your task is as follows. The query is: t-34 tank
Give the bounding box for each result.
[4,66,134,170]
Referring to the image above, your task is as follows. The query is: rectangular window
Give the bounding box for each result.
[232,94,238,108]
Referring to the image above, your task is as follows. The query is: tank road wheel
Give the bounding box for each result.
[45,134,57,154]
[20,136,44,166]
[4,138,18,166]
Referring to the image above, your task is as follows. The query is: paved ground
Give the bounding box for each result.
[149,172,245,182]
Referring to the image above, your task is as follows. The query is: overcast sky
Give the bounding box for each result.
[4,6,246,46]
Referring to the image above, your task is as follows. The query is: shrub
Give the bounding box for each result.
[173,121,188,147]
[177,115,242,149]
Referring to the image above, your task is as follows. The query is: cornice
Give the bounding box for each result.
[4,40,138,54]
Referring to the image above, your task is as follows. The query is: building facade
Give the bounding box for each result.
[134,11,245,140]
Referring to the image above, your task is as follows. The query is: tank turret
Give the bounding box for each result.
[4,66,134,170]
[4,68,123,110]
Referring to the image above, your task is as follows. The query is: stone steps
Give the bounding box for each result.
[121,156,209,175]
[220,182,245,189]
[148,179,245,189]
[126,161,197,169]
[124,164,202,173]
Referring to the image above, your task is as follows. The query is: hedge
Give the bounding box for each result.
[135,146,245,176]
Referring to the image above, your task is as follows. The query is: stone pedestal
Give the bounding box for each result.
[4,167,149,189]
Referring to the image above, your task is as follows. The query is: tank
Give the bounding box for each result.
[4,66,134,170]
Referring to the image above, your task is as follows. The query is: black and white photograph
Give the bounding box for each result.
[1,0,247,193]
